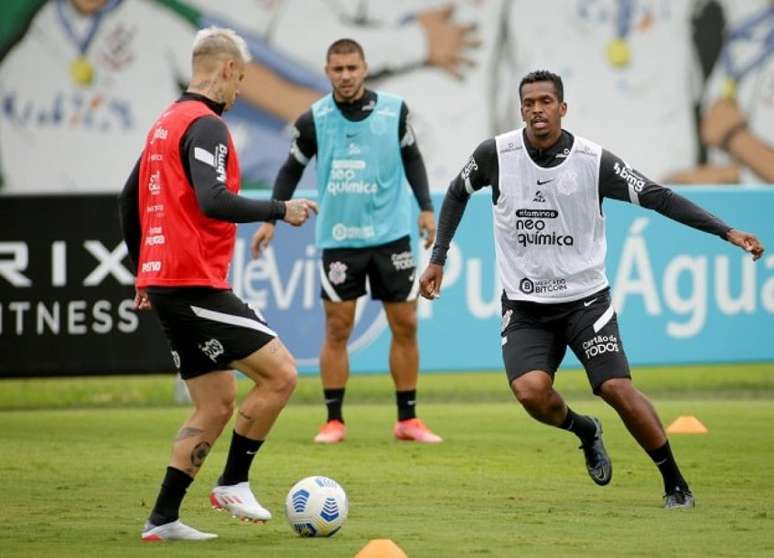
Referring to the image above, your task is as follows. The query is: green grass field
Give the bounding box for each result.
[2,365,774,557]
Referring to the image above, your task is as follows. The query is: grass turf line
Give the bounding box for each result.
[1,400,773,557]
[1,362,773,411]
[1,365,774,557]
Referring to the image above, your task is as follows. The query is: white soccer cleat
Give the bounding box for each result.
[209,482,272,523]
[141,520,218,541]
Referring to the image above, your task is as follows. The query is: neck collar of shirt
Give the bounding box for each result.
[523,129,575,167]
[333,89,377,114]
[179,92,226,116]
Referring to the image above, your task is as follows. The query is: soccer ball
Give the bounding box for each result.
[285,476,348,537]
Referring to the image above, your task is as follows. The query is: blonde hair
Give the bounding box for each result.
[192,26,251,69]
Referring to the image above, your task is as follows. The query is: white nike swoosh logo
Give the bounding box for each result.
[246,450,258,455]
[583,298,597,307]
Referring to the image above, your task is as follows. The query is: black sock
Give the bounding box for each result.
[324,388,345,423]
[148,466,193,526]
[219,430,263,486]
[559,408,597,443]
[647,441,689,493]
[396,389,417,422]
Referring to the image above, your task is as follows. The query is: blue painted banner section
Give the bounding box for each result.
[236,188,773,373]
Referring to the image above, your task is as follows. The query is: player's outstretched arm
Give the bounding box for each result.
[725,229,765,261]
[598,150,747,243]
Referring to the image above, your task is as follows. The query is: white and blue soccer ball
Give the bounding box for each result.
[285,476,348,537]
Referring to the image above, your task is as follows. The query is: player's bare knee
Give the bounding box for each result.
[390,317,417,343]
[513,383,547,411]
[325,317,353,346]
[271,358,298,400]
[597,377,631,407]
[199,398,235,429]
[279,363,298,397]
[218,405,235,428]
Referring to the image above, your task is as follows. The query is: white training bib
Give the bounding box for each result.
[493,129,608,303]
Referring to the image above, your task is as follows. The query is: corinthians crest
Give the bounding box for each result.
[328,261,348,285]
[556,170,578,195]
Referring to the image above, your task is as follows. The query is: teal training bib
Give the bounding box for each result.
[313,92,411,248]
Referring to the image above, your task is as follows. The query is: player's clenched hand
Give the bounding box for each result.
[283,199,318,227]
[251,222,275,259]
[726,229,765,261]
[419,263,444,300]
[418,210,436,249]
[134,287,152,311]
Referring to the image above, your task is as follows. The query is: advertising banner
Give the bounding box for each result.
[2,188,771,377]
[0,195,170,376]
[234,187,774,373]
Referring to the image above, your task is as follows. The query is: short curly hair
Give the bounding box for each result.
[519,70,564,102]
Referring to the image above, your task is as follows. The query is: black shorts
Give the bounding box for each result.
[147,287,276,380]
[500,288,631,393]
[319,235,417,302]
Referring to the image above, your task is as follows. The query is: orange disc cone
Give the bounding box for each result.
[354,539,409,558]
[666,416,708,434]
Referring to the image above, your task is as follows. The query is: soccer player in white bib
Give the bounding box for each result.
[420,70,765,509]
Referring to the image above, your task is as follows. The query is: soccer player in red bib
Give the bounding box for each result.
[118,26,317,541]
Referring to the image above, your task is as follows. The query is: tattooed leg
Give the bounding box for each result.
[175,426,204,442]
[189,441,212,473]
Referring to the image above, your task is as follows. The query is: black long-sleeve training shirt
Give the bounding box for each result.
[118,92,286,270]
[431,129,733,266]
[271,89,433,211]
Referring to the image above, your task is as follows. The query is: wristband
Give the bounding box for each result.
[274,200,286,220]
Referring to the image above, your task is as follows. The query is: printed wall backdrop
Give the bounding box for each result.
[1,0,773,195]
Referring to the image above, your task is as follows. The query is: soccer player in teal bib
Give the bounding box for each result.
[252,38,442,444]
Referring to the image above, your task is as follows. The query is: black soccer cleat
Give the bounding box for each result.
[664,487,695,510]
[579,417,612,486]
